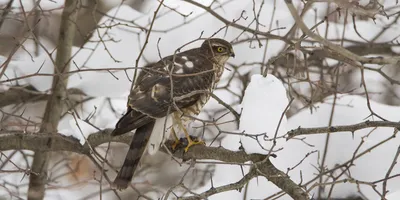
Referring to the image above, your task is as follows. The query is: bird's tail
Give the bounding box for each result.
[112,120,155,190]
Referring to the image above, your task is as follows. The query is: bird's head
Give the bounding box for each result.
[201,38,235,64]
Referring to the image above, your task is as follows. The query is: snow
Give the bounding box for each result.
[203,95,400,200]
[239,95,400,199]
[194,163,248,200]
[386,190,400,200]
[0,37,56,91]
[59,117,98,145]
[239,74,289,154]
[2,0,400,199]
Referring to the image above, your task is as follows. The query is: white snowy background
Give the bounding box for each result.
[1,0,400,199]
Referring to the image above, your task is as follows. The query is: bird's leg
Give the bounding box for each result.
[176,117,205,152]
[171,128,180,150]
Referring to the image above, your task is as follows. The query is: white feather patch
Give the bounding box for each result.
[147,115,173,155]
[185,61,194,68]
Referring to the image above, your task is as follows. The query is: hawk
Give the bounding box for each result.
[111,38,235,189]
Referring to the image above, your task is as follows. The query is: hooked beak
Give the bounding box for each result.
[230,50,235,58]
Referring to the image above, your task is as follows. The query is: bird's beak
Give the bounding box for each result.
[230,50,235,58]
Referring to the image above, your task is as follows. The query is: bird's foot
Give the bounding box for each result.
[171,138,181,151]
[184,136,205,152]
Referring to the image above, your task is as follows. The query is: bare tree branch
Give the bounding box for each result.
[284,0,400,65]
[0,86,86,107]
[182,0,292,43]
[0,129,309,199]
[27,1,80,199]
[0,0,14,29]
[1,0,400,199]
[288,120,400,139]
[0,85,46,107]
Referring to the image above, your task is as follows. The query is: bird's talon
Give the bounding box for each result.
[171,139,180,151]
[184,138,205,152]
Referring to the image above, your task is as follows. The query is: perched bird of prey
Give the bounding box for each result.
[111,38,235,189]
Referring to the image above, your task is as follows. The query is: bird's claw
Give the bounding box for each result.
[171,138,180,151]
[184,137,205,152]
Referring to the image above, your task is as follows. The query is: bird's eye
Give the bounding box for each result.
[216,47,225,52]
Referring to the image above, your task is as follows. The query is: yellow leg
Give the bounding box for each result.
[171,128,180,150]
[175,115,205,152]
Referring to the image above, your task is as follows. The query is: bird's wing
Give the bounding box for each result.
[111,107,153,136]
[113,50,214,136]
[128,49,215,118]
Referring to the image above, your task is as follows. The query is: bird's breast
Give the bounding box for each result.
[180,62,225,119]
[180,93,209,118]
[213,63,225,85]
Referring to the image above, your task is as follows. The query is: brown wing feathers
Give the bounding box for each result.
[111,108,153,136]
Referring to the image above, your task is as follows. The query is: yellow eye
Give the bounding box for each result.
[217,47,224,52]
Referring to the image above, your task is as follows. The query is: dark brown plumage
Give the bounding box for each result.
[112,120,155,187]
[111,38,234,189]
